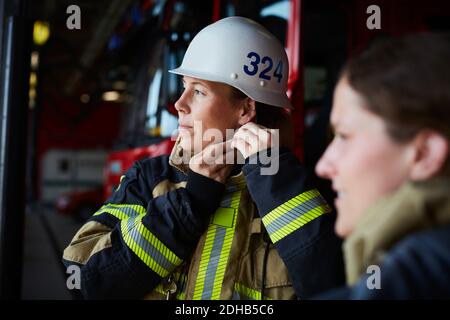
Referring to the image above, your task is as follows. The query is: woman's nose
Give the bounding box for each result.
[315,147,336,180]
[174,92,190,114]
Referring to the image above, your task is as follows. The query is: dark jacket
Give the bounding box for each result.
[316,224,450,299]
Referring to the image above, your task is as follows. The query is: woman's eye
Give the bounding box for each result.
[335,132,349,140]
[194,89,205,96]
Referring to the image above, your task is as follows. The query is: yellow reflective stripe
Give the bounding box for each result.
[153,283,165,295]
[210,191,240,300]
[177,291,186,300]
[262,189,332,243]
[93,203,146,220]
[121,215,182,277]
[95,208,128,220]
[233,282,272,300]
[263,189,320,225]
[175,273,187,300]
[268,204,331,243]
[135,216,182,267]
[192,224,217,299]
[193,179,243,300]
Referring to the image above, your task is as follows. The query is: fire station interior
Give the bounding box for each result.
[0,0,449,299]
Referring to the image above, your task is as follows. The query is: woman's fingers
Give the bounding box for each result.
[191,140,231,165]
[232,122,274,158]
[231,135,253,159]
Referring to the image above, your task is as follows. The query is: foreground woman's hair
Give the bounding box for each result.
[342,33,450,174]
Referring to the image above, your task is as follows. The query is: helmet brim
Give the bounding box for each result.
[169,67,293,109]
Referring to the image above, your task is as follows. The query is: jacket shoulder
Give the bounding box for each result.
[387,224,450,273]
[135,154,186,185]
[102,155,185,210]
[316,224,450,299]
[375,225,450,298]
[364,225,450,299]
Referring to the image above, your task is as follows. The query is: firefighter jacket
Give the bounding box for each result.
[62,144,344,299]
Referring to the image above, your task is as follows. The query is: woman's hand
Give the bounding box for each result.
[189,140,235,184]
[231,122,277,159]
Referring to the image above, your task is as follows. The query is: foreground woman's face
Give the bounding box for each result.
[316,78,412,238]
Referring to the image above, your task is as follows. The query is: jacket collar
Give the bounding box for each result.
[169,135,191,175]
[343,177,450,285]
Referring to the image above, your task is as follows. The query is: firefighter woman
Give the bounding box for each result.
[63,16,344,299]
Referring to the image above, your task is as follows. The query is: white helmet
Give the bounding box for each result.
[169,16,292,109]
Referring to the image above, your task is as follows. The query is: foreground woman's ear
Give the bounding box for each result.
[237,98,256,126]
[409,130,449,180]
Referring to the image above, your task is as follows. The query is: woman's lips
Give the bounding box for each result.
[334,191,346,209]
[334,197,341,208]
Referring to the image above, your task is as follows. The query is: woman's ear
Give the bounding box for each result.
[237,98,256,126]
[409,130,449,180]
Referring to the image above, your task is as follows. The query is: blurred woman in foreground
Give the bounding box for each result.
[234,33,450,298]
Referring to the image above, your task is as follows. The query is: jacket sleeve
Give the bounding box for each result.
[62,159,225,299]
[242,147,345,298]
